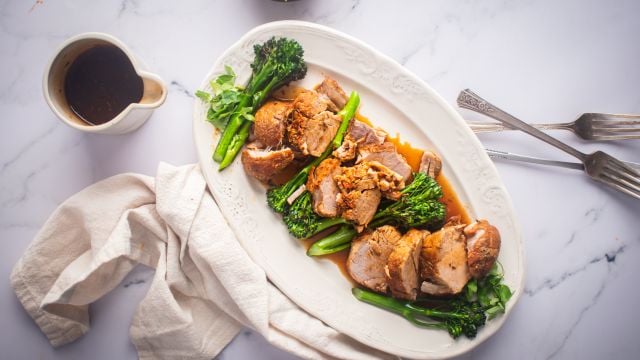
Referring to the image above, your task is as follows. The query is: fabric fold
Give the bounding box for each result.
[11,163,394,360]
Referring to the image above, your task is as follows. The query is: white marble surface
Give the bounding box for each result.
[1,0,639,359]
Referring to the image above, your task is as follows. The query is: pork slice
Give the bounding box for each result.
[366,161,405,200]
[387,229,428,300]
[334,162,382,228]
[292,89,333,118]
[305,111,341,156]
[287,110,341,157]
[349,121,387,146]
[315,76,348,110]
[419,220,470,295]
[464,220,501,279]
[347,225,403,293]
[286,110,308,154]
[358,142,413,182]
[333,137,357,162]
[419,282,454,296]
[419,151,442,179]
[241,145,295,183]
[254,100,292,148]
[340,188,381,230]
[333,121,387,163]
[306,158,342,217]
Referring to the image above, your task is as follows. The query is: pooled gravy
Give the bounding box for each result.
[306,112,470,279]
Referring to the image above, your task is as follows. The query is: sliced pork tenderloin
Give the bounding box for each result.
[333,121,387,162]
[346,225,402,293]
[387,229,429,300]
[315,76,348,110]
[349,121,387,146]
[464,220,501,279]
[287,98,341,157]
[253,100,292,148]
[366,161,405,200]
[291,89,334,118]
[306,158,342,217]
[419,219,470,296]
[333,137,357,162]
[334,162,384,229]
[357,142,413,182]
[241,144,295,183]
[419,151,442,179]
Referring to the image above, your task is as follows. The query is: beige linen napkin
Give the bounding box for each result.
[10,162,393,360]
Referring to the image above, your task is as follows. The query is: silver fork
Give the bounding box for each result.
[484,149,640,172]
[457,89,640,200]
[468,113,640,140]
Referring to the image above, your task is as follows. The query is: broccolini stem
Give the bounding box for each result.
[247,61,275,94]
[268,160,317,213]
[252,75,285,110]
[315,217,350,234]
[219,121,252,170]
[352,288,462,322]
[213,94,252,162]
[306,212,408,258]
[353,287,406,312]
[307,224,357,256]
[217,75,308,169]
[332,91,360,149]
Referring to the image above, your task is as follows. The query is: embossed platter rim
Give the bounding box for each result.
[193,21,525,359]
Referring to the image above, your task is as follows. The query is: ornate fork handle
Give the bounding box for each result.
[468,122,574,133]
[457,89,586,161]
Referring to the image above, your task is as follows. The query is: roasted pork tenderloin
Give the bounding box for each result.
[347,225,403,293]
[419,218,470,296]
[464,220,501,279]
[357,142,413,182]
[253,100,292,148]
[306,158,343,217]
[241,143,295,183]
[387,229,429,300]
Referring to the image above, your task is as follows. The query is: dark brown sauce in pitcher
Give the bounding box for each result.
[64,45,143,125]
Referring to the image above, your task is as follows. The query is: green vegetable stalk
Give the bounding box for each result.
[352,288,486,339]
[306,224,355,256]
[283,192,347,238]
[267,91,361,213]
[306,172,445,256]
[352,264,513,339]
[199,37,307,170]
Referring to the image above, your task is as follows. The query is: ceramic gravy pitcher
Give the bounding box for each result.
[43,32,167,134]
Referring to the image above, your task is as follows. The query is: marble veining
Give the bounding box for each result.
[1,0,639,359]
[524,245,625,297]
[545,272,609,360]
[170,80,194,99]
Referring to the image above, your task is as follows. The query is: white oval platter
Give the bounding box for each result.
[193,21,525,359]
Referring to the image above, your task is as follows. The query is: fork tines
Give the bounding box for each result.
[589,115,640,140]
[599,158,640,199]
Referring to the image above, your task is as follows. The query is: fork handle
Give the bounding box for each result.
[468,122,573,133]
[457,89,586,161]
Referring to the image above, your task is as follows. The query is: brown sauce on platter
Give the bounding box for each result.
[437,176,471,224]
[303,114,470,282]
[64,45,143,125]
[384,128,470,224]
[256,89,471,284]
[386,133,424,174]
[301,232,354,285]
[355,112,373,126]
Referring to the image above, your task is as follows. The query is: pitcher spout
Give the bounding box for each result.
[138,71,167,108]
